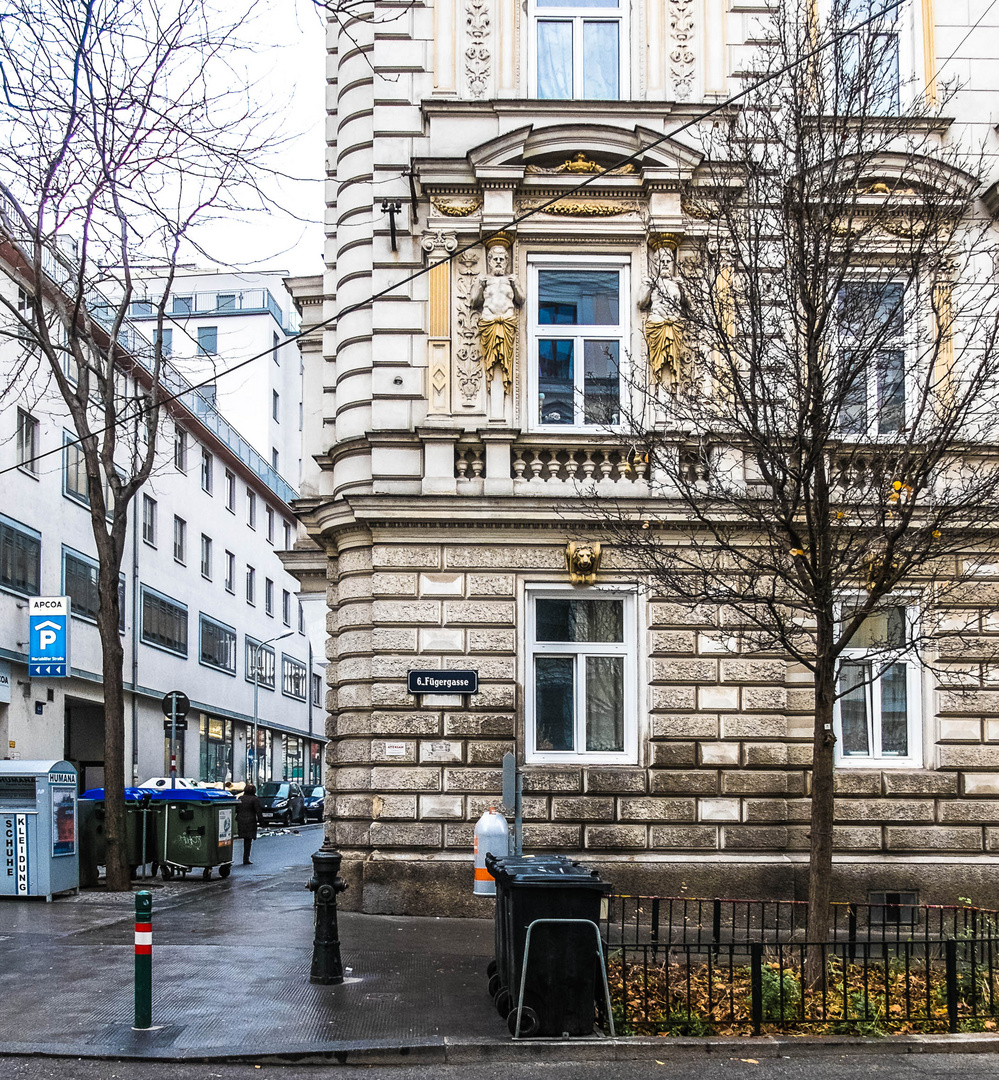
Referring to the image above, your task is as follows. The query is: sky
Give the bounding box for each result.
[194,0,327,279]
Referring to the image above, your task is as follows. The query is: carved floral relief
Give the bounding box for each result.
[465,0,490,99]
[455,249,485,408]
[669,0,696,100]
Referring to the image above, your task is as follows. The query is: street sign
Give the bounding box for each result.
[28,597,70,677]
[407,670,479,694]
[162,719,188,733]
[161,691,190,719]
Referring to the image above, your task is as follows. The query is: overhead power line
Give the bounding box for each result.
[3,0,978,482]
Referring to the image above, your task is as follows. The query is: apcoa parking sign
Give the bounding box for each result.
[29,597,71,678]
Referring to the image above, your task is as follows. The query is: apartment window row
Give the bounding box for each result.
[527,0,902,105]
[522,587,923,768]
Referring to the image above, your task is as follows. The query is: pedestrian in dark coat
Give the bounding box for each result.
[236,784,264,865]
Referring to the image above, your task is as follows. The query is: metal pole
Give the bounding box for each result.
[134,890,152,1029]
[252,645,259,786]
[169,698,177,789]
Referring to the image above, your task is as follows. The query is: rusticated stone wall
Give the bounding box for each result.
[323,528,999,915]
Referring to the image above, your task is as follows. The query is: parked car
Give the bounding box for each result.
[302,785,325,822]
[257,781,306,826]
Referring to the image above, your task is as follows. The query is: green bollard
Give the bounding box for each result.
[134,890,152,1029]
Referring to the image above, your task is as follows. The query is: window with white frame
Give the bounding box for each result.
[833,0,904,114]
[526,588,638,763]
[834,602,922,767]
[224,549,235,593]
[531,0,623,99]
[174,428,188,472]
[142,494,157,545]
[200,534,212,579]
[63,433,89,505]
[201,448,213,494]
[173,515,187,564]
[16,409,38,473]
[246,489,256,529]
[529,257,627,430]
[837,280,907,437]
[265,577,274,617]
[225,469,235,512]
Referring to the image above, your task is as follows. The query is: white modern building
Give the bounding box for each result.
[127,270,303,489]
[0,269,326,792]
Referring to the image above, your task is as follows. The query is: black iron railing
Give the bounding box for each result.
[605,937,999,1036]
[603,895,999,950]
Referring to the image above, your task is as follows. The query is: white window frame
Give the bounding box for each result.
[528,0,627,100]
[832,598,923,769]
[836,276,913,440]
[525,583,639,764]
[823,0,917,115]
[527,254,630,434]
[16,409,38,475]
[200,533,213,580]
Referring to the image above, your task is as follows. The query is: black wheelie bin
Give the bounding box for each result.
[486,853,611,1037]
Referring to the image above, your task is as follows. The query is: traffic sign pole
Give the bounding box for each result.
[170,698,177,789]
[160,692,190,790]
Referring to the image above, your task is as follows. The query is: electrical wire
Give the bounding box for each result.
[1,0,982,480]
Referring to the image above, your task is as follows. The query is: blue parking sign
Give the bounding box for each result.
[29,597,71,677]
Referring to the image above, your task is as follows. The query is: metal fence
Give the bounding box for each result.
[606,938,999,1035]
[603,895,999,949]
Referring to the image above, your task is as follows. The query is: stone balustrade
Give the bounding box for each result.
[453,435,653,496]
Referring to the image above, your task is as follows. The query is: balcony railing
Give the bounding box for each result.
[128,288,299,333]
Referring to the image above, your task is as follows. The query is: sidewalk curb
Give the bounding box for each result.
[2,1032,999,1065]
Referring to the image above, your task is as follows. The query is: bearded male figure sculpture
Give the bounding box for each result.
[469,237,525,393]
[637,238,685,387]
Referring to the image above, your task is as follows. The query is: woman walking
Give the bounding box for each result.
[236,784,264,865]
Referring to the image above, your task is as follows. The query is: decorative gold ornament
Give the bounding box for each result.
[520,198,633,217]
[525,153,637,176]
[482,231,513,249]
[648,231,682,252]
[431,197,483,217]
[566,541,602,585]
[681,190,721,220]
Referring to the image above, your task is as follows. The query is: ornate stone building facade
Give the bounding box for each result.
[288,0,999,913]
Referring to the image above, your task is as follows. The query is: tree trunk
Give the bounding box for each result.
[96,550,130,892]
[805,660,837,987]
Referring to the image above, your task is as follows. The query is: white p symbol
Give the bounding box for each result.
[39,630,57,650]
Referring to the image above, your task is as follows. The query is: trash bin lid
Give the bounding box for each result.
[80,787,158,801]
[488,853,610,889]
[147,787,236,802]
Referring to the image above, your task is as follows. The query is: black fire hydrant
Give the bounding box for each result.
[307,841,349,984]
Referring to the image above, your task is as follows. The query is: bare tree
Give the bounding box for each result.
[600,0,999,979]
[0,0,279,890]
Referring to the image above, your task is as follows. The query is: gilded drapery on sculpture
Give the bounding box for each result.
[469,238,524,392]
[638,237,686,386]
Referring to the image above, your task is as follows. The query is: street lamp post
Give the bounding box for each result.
[252,630,294,786]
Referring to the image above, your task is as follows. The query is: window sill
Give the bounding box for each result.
[17,466,39,481]
[526,752,638,766]
[836,757,923,770]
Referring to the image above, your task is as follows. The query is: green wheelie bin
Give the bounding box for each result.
[148,788,237,880]
[78,787,157,885]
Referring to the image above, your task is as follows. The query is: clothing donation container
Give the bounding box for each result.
[0,760,80,901]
